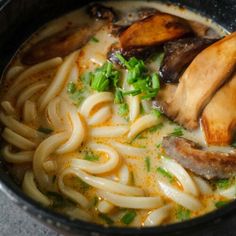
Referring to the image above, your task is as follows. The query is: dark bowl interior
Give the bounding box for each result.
[0,0,236,235]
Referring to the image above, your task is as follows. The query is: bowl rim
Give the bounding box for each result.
[0,0,236,234]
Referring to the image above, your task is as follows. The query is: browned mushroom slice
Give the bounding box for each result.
[87,3,118,22]
[120,13,191,50]
[21,21,105,65]
[159,32,236,130]
[202,74,236,146]
[159,37,217,83]
[162,136,236,180]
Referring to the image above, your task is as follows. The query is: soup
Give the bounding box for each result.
[0,1,236,227]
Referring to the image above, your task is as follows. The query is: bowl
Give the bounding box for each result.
[0,0,236,235]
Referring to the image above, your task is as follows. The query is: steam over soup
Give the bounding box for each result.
[1,1,236,227]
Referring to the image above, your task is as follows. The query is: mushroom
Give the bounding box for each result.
[202,73,236,146]
[156,32,236,130]
[162,136,236,180]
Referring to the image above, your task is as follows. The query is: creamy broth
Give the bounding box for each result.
[0,1,234,227]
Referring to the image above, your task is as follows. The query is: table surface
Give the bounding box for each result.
[1,189,236,236]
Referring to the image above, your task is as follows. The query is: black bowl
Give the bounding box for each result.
[0,0,236,235]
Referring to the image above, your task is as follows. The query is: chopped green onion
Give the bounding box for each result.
[215,179,230,189]
[176,206,191,221]
[90,36,99,43]
[169,127,184,137]
[123,89,141,96]
[46,192,76,208]
[99,213,114,225]
[67,82,76,94]
[93,196,99,206]
[72,176,91,193]
[215,201,229,208]
[38,127,53,134]
[145,157,151,172]
[157,167,174,182]
[121,211,137,225]
[69,90,84,106]
[153,51,165,68]
[149,123,163,133]
[118,103,129,117]
[84,152,99,162]
[114,88,124,104]
[115,53,131,69]
[151,73,160,90]
[151,108,162,118]
[156,143,162,148]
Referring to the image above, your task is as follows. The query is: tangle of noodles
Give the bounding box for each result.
[23,100,37,124]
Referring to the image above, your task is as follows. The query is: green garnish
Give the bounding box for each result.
[151,108,162,118]
[215,201,228,208]
[46,192,76,208]
[118,103,129,117]
[93,196,99,207]
[67,81,76,94]
[37,127,53,134]
[215,179,230,189]
[99,213,114,225]
[69,90,85,106]
[121,211,137,225]
[91,36,99,43]
[176,206,191,221]
[72,177,91,193]
[114,88,124,104]
[151,51,165,68]
[149,123,163,133]
[157,167,174,182]
[156,143,162,148]
[84,152,99,162]
[145,157,151,172]
[115,53,160,100]
[90,62,120,92]
[169,127,184,137]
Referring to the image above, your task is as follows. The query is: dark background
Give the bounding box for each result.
[0,0,236,235]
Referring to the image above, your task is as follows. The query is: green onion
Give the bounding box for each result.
[152,73,160,90]
[69,90,85,106]
[176,206,191,221]
[215,179,230,189]
[123,89,141,96]
[121,211,137,225]
[215,201,228,208]
[90,36,99,43]
[114,88,124,104]
[151,108,162,118]
[118,103,129,117]
[115,53,131,69]
[145,157,151,172]
[157,167,174,182]
[93,196,99,206]
[72,177,91,193]
[149,123,163,133]
[169,127,184,137]
[84,152,99,162]
[153,52,165,68]
[99,213,114,225]
[156,143,162,148]
[37,127,53,134]
[67,82,76,94]
[46,192,76,208]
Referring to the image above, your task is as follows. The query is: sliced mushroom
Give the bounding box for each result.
[120,13,191,50]
[21,21,105,65]
[202,74,236,146]
[159,37,217,83]
[157,32,236,130]
[87,3,118,22]
[162,136,236,180]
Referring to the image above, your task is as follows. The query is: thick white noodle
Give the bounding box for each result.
[2,128,37,150]
[0,112,44,141]
[111,104,129,125]
[161,157,199,196]
[90,126,129,138]
[192,176,212,195]
[2,145,34,163]
[63,167,144,196]
[65,208,92,221]
[127,94,140,122]
[141,100,152,114]
[128,114,161,140]
[56,108,84,154]
[58,170,89,208]
[43,160,57,173]
[97,190,163,209]
[5,57,62,101]
[5,65,24,80]
[22,171,51,206]
[218,185,236,199]
[39,52,77,111]
[33,132,69,189]
[1,101,16,116]
[16,81,47,109]
[23,100,37,124]
[118,165,130,185]
[80,92,113,118]
[97,200,114,214]
[71,143,119,174]
[157,180,202,211]
[88,105,111,126]
[144,204,172,226]
[110,141,146,157]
